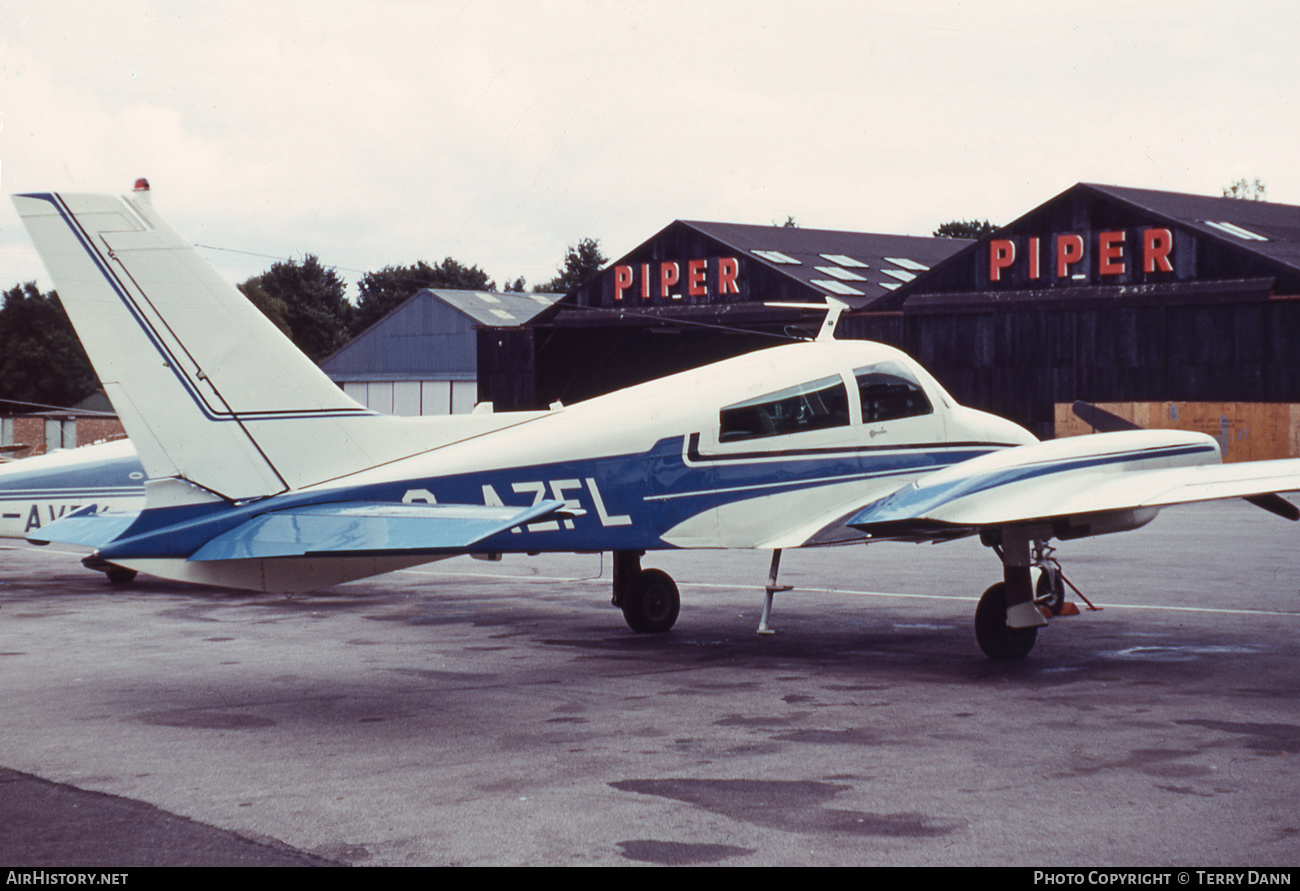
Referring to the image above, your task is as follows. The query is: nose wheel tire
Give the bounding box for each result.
[621,569,680,633]
[975,581,1038,660]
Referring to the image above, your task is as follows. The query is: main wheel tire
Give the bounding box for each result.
[1035,569,1065,616]
[621,568,680,633]
[974,581,1037,660]
[105,565,138,585]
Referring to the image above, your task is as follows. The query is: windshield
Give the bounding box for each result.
[855,361,933,422]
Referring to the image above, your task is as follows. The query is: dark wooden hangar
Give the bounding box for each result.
[477,183,1300,454]
[479,220,967,410]
[845,183,1300,442]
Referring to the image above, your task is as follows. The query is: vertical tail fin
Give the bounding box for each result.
[12,188,462,502]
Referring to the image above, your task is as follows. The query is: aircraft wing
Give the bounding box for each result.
[186,499,568,561]
[845,429,1300,541]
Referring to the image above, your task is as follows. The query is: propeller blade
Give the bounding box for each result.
[1072,401,1141,432]
[1243,493,1300,521]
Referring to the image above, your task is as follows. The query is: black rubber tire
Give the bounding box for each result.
[621,569,680,633]
[105,566,138,585]
[974,581,1037,660]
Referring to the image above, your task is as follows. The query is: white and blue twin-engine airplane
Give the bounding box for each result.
[11,183,1300,659]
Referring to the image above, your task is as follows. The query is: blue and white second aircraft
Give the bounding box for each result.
[1,439,144,567]
[11,182,1300,659]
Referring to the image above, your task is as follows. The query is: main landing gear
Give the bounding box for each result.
[975,529,1089,660]
[610,549,792,636]
[81,554,138,585]
[975,527,1049,659]
[612,551,680,633]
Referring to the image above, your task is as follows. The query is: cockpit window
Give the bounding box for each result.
[855,361,933,422]
[719,375,850,442]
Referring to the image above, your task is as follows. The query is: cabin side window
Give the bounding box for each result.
[855,361,933,422]
[719,375,850,442]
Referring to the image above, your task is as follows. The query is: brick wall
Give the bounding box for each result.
[1,415,127,459]
[75,416,128,447]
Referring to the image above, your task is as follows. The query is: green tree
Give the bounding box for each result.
[1223,178,1267,201]
[535,238,607,294]
[0,282,100,410]
[240,256,352,362]
[933,219,999,239]
[352,259,496,337]
[236,279,291,337]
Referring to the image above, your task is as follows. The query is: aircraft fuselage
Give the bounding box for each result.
[85,341,1036,571]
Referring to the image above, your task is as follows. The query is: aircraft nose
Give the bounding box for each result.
[954,407,1038,446]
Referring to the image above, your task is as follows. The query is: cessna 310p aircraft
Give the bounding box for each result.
[12,181,1300,659]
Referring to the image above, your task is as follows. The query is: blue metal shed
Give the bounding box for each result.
[321,289,560,415]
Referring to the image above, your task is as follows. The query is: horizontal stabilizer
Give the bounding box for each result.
[26,505,142,548]
[188,499,567,561]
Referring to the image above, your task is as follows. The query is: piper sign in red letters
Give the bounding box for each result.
[988,228,1174,283]
[613,257,741,302]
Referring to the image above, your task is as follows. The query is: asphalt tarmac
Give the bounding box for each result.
[2,499,1299,867]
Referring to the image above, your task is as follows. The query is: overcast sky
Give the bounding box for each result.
[2,0,1296,295]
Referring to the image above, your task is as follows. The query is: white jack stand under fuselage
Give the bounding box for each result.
[757,548,792,635]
